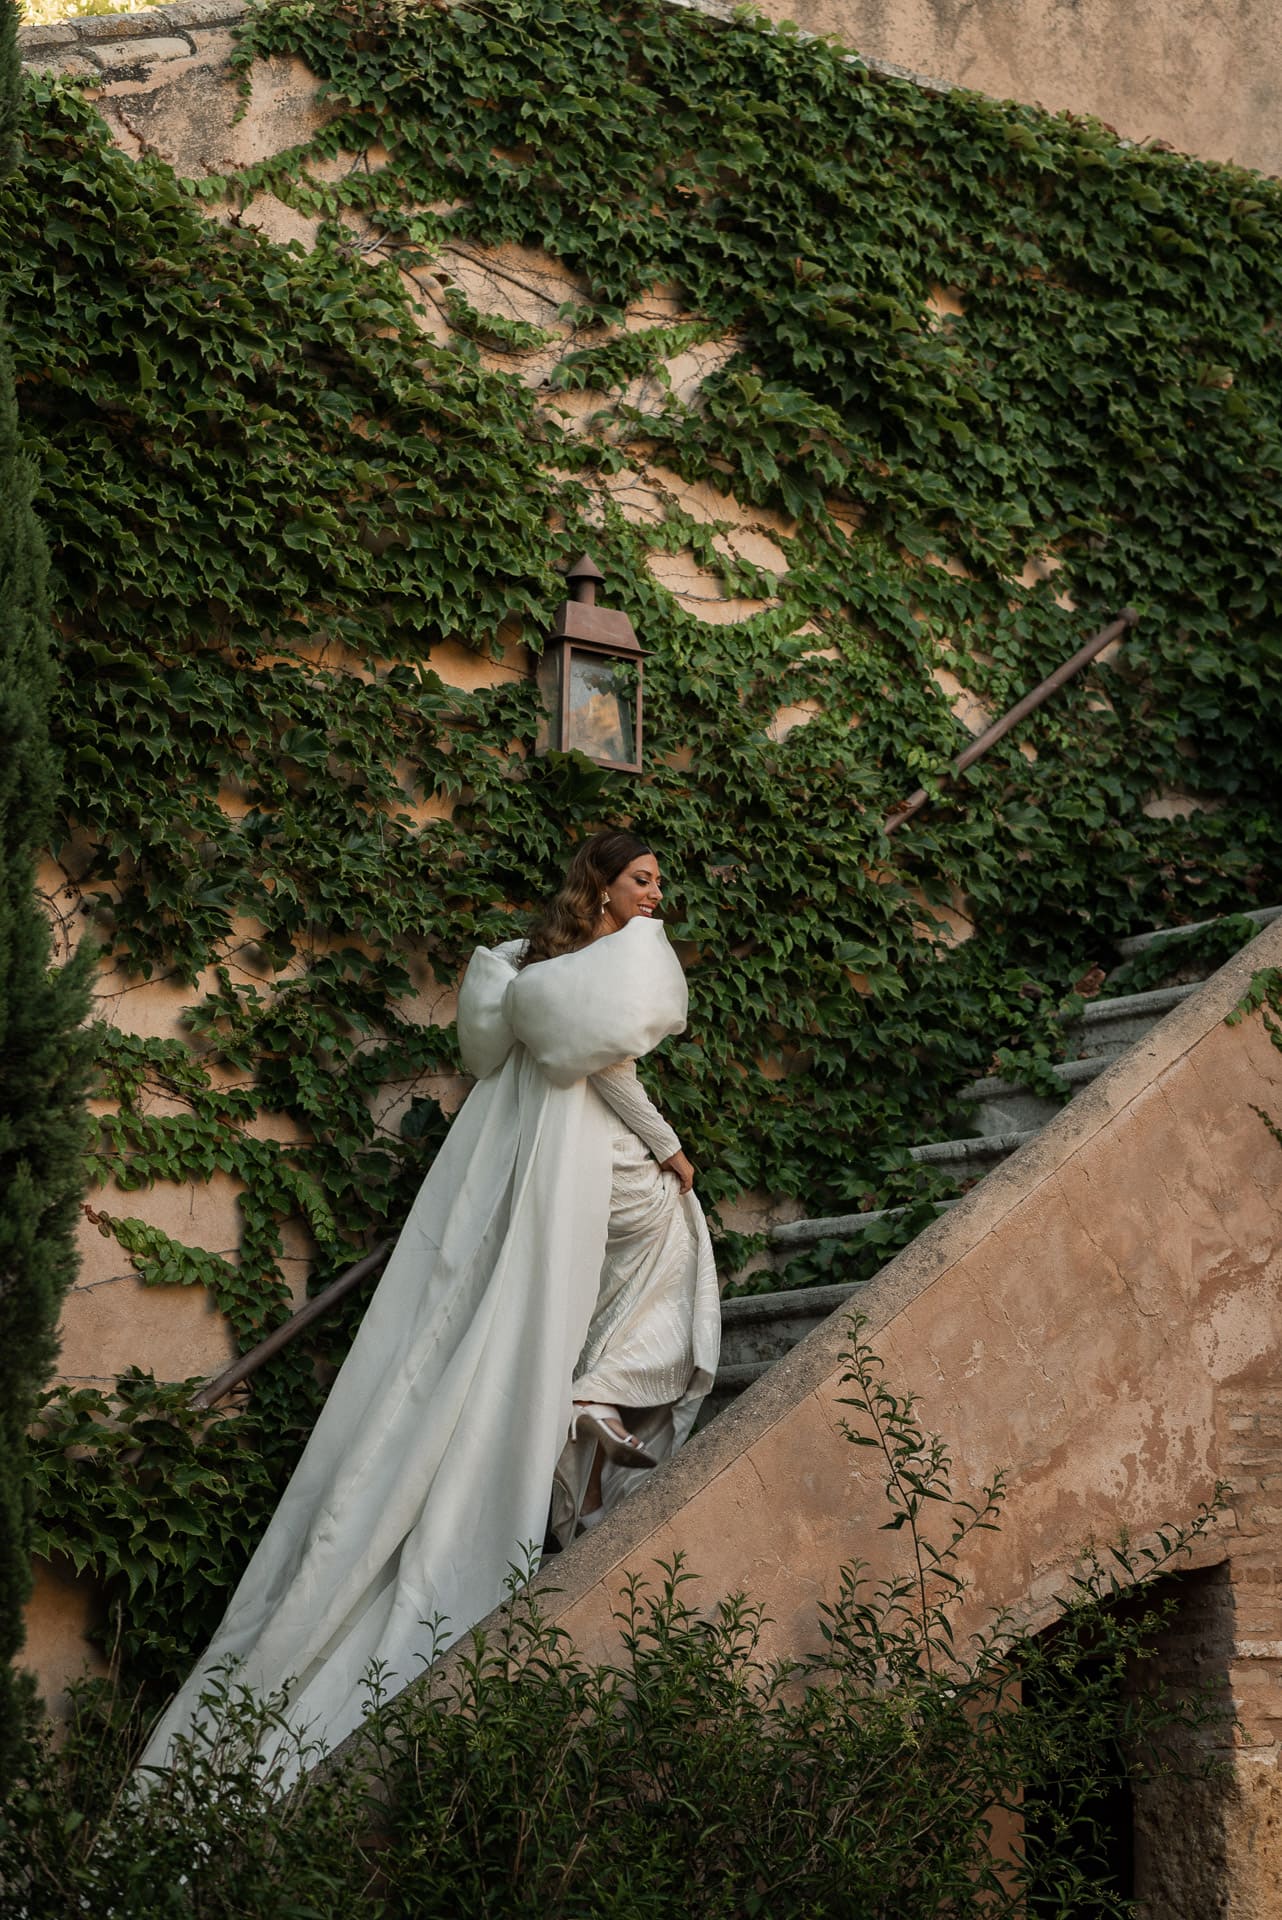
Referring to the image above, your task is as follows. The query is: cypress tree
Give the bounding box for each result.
[0,0,93,1793]
[0,0,15,174]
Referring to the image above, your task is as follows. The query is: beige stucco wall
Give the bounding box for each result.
[701,0,1282,176]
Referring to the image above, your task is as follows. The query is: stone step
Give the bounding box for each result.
[1114,902,1282,960]
[766,1199,952,1254]
[699,1357,771,1424]
[719,987,1207,1365]
[906,1127,1040,1183]
[719,1279,863,1369]
[957,1054,1106,1137]
[1064,981,1200,1058]
[956,984,1204,1137]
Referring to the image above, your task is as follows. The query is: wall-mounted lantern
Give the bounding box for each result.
[536,554,644,773]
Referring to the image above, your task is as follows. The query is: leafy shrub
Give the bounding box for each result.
[3,1324,1224,1917]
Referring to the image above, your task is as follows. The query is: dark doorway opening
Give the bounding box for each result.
[1022,1641,1135,1913]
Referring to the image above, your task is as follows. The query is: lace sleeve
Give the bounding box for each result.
[589,1059,682,1164]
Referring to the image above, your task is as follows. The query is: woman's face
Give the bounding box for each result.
[605,854,662,927]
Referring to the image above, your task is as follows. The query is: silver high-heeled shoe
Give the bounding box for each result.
[570,1402,658,1470]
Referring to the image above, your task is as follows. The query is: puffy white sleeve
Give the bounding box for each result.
[590,1059,682,1164]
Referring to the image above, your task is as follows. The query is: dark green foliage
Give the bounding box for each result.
[0,0,16,176]
[3,0,1281,1684]
[26,1376,289,1695]
[1,1325,1224,1917]
[0,0,92,1792]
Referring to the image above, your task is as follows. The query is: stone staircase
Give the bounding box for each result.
[711,904,1282,1412]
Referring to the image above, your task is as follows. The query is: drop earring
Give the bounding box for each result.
[600,893,610,916]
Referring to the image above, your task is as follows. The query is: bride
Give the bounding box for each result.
[138,830,721,1776]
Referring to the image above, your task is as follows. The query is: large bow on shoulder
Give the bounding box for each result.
[456,920,687,1085]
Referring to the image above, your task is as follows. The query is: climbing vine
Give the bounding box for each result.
[7,0,1282,1689]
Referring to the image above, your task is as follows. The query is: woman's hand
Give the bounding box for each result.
[660,1150,695,1194]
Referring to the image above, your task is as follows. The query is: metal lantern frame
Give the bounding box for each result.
[537,554,645,774]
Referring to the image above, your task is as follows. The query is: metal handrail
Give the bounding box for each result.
[884,607,1138,834]
[189,606,1137,1410]
[190,1238,394,1410]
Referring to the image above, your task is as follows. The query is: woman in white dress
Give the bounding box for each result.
[138,830,721,1779]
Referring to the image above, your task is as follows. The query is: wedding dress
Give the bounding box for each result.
[137,917,720,1778]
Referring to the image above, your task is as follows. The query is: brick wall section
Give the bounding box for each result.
[1220,1387,1282,1750]
[1130,1565,1236,1916]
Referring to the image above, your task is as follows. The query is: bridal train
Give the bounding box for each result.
[138,916,720,1778]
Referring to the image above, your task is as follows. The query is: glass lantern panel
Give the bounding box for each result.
[567,651,635,764]
[534,649,560,756]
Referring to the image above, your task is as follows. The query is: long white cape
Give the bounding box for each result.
[139,918,709,1776]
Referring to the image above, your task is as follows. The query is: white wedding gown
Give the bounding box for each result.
[138,918,720,1780]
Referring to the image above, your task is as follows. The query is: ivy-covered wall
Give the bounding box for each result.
[8,0,1282,1699]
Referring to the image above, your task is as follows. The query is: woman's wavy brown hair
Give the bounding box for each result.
[521,830,655,967]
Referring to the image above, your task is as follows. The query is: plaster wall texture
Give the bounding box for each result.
[692,0,1282,177]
